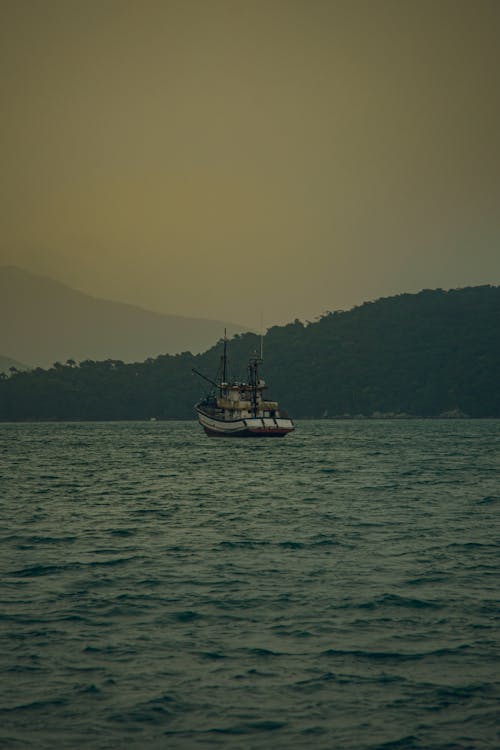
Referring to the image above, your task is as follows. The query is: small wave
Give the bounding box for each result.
[10,562,81,577]
[476,495,499,505]
[359,593,441,610]
[433,683,495,702]
[171,610,202,622]
[199,651,227,660]
[82,645,110,654]
[405,575,447,586]
[321,644,471,662]
[209,720,286,734]
[445,541,498,549]
[313,539,337,547]
[130,508,163,515]
[6,665,44,673]
[321,647,418,661]
[87,556,138,567]
[219,540,271,549]
[272,626,312,639]
[8,534,78,546]
[82,644,136,655]
[375,735,419,749]
[292,671,337,690]
[75,683,101,695]
[245,720,286,731]
[300,726,328,735]
[206,726,246,735]
[310,534,337,547]
[0,698,68,713]
[9,556,136,577]
[110,700,175,725]
[244,648,283,657]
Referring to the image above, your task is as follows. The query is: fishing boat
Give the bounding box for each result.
[193,333,295,438]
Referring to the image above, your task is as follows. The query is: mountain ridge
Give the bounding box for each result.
[0,354,29,374]
[1,284,499,420]
[0,266,247,367]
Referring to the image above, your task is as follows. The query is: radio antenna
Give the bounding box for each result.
[222,328,228,383]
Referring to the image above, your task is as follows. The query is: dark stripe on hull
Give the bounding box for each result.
[203,426,290,438]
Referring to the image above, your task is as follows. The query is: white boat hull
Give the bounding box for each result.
[196,408,294,437]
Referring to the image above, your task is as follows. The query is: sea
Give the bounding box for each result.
[1,420,499,750]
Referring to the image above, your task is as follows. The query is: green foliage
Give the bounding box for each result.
[0,286,499,420]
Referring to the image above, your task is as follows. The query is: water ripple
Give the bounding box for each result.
[1,419,499,750]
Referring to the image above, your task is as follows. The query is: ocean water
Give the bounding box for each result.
[1,420,499,750]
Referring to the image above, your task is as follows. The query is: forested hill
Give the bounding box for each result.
[1,285,499,420]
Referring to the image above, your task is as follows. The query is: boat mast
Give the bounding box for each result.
[249,356,257,417]
[260,312,264,362]
[222,328,228,385]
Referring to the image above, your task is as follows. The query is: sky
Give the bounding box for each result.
[1,0,499,328]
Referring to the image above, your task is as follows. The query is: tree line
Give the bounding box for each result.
[1,285,499,420]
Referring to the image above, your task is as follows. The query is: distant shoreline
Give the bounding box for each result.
[1,416,499,424]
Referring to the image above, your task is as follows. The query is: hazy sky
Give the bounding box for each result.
[1,0,499,327]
